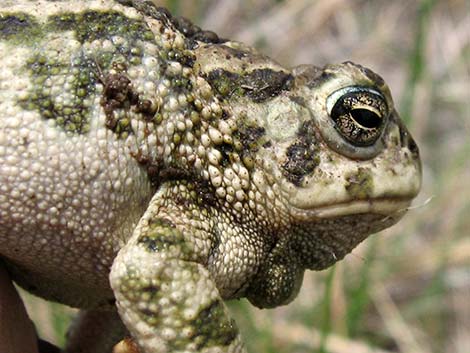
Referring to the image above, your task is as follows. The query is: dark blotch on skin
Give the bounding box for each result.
[173,16,200,37]
[206,69,240,98]
[173,16,225,44]
[18,10,159,135]
[306,71,335,89]
[168,74,193,92]
[283,143,319,186]
[117,0,226,45]
[282,121,319,186]
[190,300,238,349]
[192,29,223,44]
[206,68,293,103]
[79,11,153,43]
[194,180,219,208]
[47,10,154,44]
[0,13,42,42]
[137,212,194,257]
[46,13,78,31]
[133,149,192,189]
[157,168,192,188]
[169,50,196,68]
[116,0,174,26]
[242,69,293,102]
[47,10,155,73]
[137,236,163,252]
[137,233,181,252]
[100,72,136,137]
[101,71,161,138]
[19,54,98,134]
[208,224,222,262]
[137,218,182,252]
[236,126,266,153]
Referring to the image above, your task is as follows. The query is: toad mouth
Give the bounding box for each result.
[290,197,412,221]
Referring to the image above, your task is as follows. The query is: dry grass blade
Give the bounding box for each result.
[372,284,430,353]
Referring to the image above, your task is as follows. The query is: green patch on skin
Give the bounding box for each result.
[137,232,183,253]
[345,167,374,198]
[46,12,78,32]
[185,300,239,350]
[17,9,160,135]
[0,12,43,44]
[207,69,243,98]
[129,262,238,349]
[136,285,163,321]
[137,232,183,252]
[229,118,268,170]
[137,218,190,254]
[46,10,157,67]
[149,218,176,229]
[169,74,193,93]
[231,113,267,153]
[19,53,99,134]
[46,10,155,44]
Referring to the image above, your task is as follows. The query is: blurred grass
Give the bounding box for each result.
[400,0,437,123]
[318,267,336,353]
[21,0,470,352]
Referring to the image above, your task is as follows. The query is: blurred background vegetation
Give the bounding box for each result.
[22,0,469,352]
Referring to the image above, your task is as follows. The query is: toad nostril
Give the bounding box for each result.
[398,121,420,155]
[402,131,419,155]
[407,135,419,155]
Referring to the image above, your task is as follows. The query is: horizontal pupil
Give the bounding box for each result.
[350,108,381,129]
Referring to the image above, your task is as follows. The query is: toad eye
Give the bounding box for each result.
[327,87,388,146]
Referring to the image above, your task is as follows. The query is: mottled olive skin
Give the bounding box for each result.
[0,1,421,352]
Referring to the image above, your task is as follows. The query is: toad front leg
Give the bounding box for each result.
[110,183,246,353]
